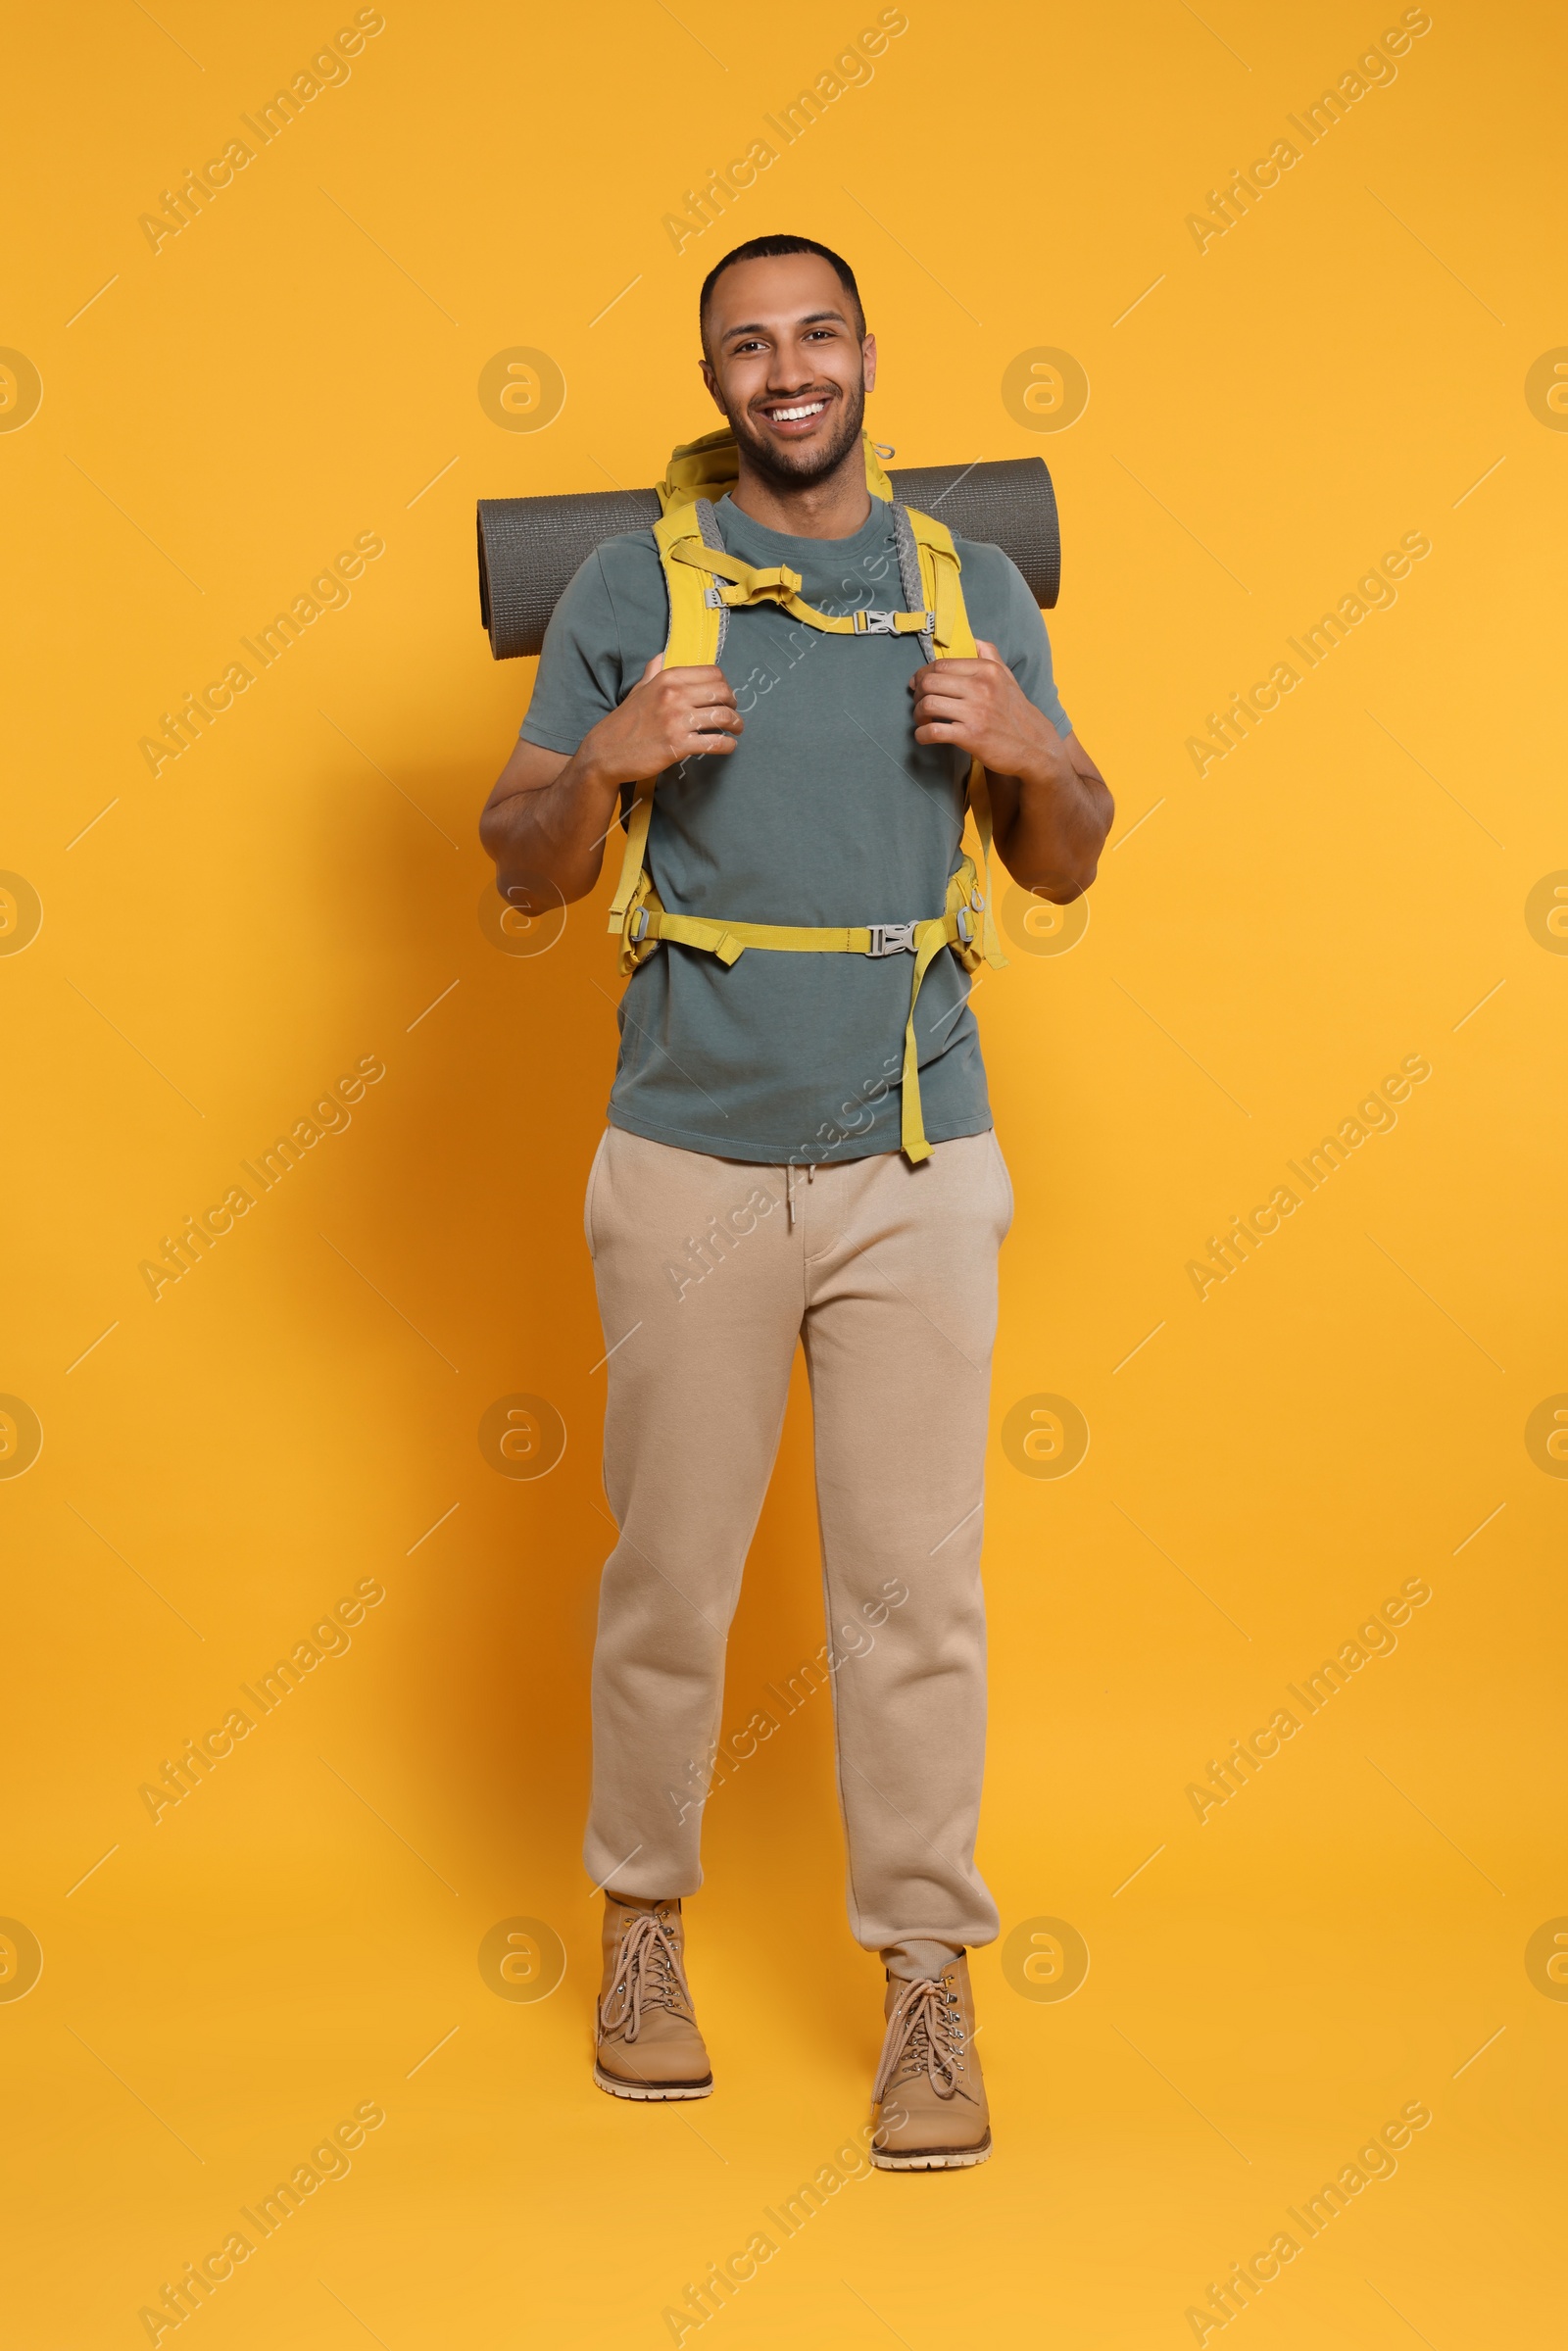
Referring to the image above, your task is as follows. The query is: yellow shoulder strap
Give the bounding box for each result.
[607,506,721,933]
[901,506,975,660]
[652,504,722,666]
[901,507,1007,972]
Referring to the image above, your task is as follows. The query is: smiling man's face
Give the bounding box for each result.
[700,251,876,492]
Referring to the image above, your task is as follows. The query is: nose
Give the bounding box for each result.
[764,356,823,395]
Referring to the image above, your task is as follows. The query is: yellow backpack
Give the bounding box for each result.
[608,425,1006,1164]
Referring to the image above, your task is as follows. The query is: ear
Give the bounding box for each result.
[862,332,877,395]
[699,357,724,413]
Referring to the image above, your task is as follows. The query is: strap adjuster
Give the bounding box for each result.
[628,906,651,943]
[866,921,918,957]
[851,609,935,635]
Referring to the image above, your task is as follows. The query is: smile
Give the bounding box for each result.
[763,400,828,424]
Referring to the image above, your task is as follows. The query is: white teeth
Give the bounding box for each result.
[769,402,826,422]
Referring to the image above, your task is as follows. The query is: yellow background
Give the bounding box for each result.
[5,0,1564,2341]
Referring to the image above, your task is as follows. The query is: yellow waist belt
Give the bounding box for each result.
[615,856,991,1164]
[607,425,1008,1167]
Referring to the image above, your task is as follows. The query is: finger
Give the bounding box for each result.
[973,638,1004,665]
[690,706,744,733]
[638,653,665,681]
[912,721,968,746]
[909,659,985,686]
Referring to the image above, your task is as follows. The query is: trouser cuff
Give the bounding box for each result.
[881,1936,965,1983]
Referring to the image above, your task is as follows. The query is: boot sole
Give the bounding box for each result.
[871,2130,992,2171]
[594,2065,713,2102]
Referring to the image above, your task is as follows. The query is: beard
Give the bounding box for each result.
[727,372,868,491]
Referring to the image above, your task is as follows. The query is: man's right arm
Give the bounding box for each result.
[479,660,743,906]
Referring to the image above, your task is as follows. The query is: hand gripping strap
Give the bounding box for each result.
[899,505,1007,973]
[607,500,727,937]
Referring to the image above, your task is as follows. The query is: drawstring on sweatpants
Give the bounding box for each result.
[785,1163,815,1229]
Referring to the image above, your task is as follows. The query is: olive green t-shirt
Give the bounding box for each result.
[520,492,1069,1164]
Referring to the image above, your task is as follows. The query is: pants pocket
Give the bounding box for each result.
[583,1129,610,1260]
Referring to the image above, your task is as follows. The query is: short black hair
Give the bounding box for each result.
[699,234,865,351]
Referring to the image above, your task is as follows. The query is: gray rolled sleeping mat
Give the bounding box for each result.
[476,457,1060,661]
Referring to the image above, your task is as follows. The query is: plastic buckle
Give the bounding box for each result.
[866,922,917,957]
[628,906,651,943]
[956,908,974,944]
[857,610,901,635]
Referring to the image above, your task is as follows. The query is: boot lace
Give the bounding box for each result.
[871,1976,971,2106]
[600,1911,694,2042]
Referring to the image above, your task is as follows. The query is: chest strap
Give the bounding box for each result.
[666,536,933,637]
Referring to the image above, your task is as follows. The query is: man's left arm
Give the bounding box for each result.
[909,641,1113,904]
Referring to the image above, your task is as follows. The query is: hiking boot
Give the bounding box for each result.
[594,1896,712,2101]
[870,1952,990,2168]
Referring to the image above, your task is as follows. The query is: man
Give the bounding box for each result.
[480,234,1111,2168]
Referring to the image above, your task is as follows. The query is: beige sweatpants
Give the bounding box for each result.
[582,1124,1011,1974]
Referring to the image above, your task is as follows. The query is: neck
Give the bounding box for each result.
[728,437,873,540]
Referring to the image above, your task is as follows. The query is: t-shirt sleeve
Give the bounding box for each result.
[517,547,628,756]
[960,542,1071,741]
